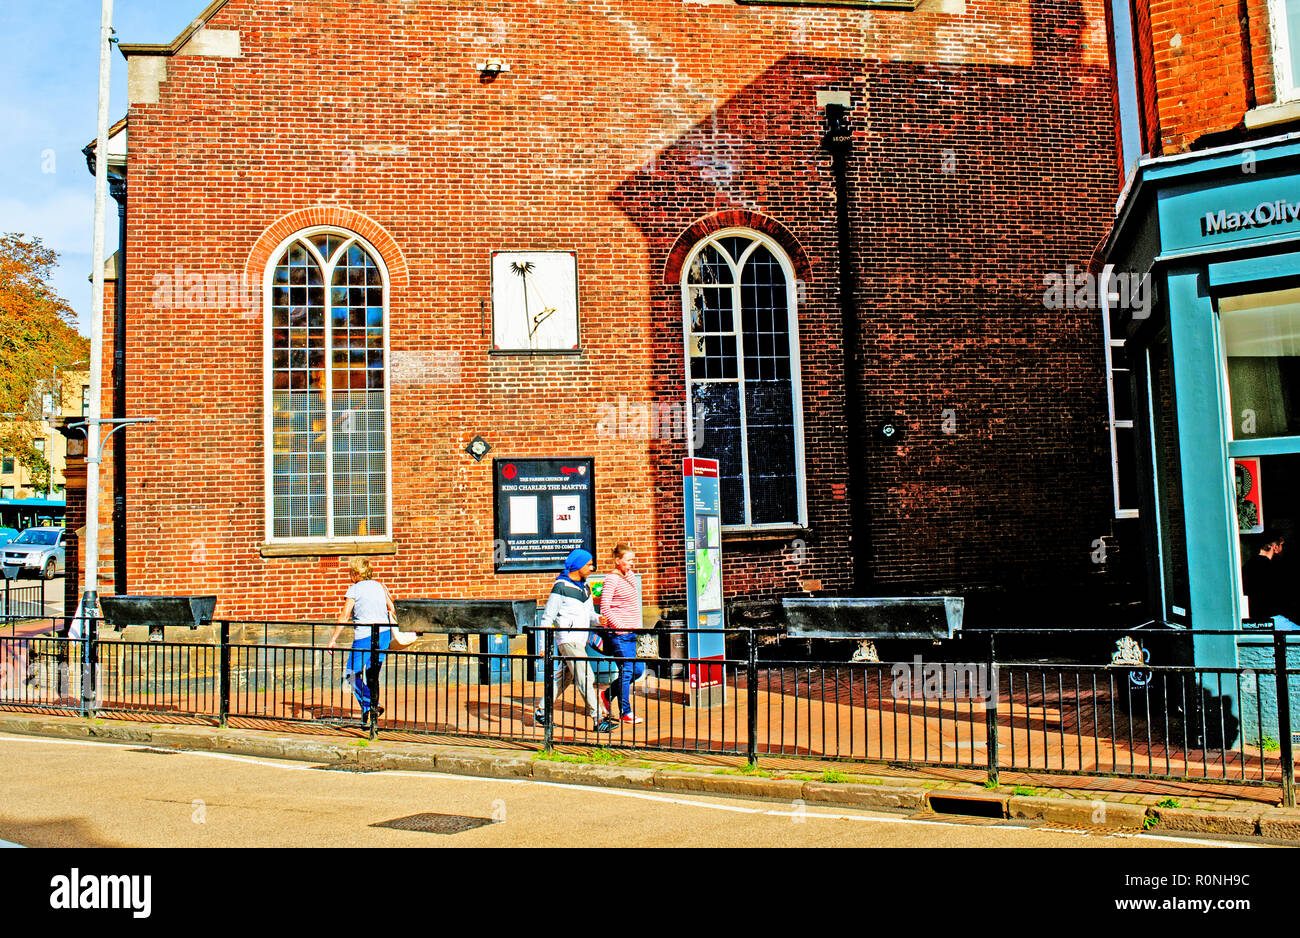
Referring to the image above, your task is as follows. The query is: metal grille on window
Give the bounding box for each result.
[686,235,798,526]
[270,234,387,539]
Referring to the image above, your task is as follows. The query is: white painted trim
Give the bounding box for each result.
[1100,267,1139,518]
[680,227,808,529]
[262,226,394,545]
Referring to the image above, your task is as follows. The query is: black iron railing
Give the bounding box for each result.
[0,617,1294,800]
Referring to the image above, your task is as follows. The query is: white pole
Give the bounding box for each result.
[84,0,114,624]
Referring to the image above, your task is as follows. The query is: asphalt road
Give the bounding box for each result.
[0,734,1247,849]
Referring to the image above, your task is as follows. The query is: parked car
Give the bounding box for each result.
[0,528,17,547]
[1,527,65,579]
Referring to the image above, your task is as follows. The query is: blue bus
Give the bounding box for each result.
[0,497,66,535]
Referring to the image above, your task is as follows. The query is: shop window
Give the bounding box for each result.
[265,230,390,540]
[1221,289,1300,440]
[683,231,805,528]
[1269,0,1300,103]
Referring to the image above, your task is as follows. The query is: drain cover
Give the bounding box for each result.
[126,747,181,755]
[371,813,497,835]
[311,763,387,773]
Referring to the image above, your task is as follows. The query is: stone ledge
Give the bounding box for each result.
[1008,795,1147,829]
[532,761,658,789]
[802,782,924,811]
[1245,100,1300,131]
[1149,806,1261,836]
[259,541,397,558]
[654,770,806,800]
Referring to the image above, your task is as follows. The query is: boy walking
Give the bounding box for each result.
[535,548,620,733]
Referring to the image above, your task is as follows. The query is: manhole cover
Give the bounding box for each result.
[371,813,497,835]
[311,763,387,773]
[126,747,181,755]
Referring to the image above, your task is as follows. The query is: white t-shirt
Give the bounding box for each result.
[346,579,391,640]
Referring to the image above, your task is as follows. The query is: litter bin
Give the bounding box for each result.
[477,633,512,685]
[666,620,686,679]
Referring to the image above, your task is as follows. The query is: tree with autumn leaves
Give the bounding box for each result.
[0,233,90,496]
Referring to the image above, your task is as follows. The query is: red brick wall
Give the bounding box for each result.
[1132,0,1281,154]
[103,0,1125,623]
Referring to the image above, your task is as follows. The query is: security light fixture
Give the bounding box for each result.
[465,435,492,461]
[475,59,511,77]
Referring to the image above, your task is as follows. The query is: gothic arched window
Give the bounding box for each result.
[265,230,391,541]
[683,230,806,528]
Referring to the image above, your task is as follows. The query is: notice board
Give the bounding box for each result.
[494,458,595,573]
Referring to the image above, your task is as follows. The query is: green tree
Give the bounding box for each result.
[0,233,89,494]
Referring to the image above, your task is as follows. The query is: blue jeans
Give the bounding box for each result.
[345,629,391,710]
[608,634,645,718]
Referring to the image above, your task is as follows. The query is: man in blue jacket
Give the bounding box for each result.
[534,548,620,733]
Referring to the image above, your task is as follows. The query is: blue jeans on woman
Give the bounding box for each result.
[345,628,391,710]
[608,633,645,718]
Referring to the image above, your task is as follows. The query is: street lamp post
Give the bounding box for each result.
[84,0,114,628]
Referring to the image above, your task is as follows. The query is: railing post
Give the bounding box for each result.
[986,632,999,788]
[218,619,230,728]
[1274,630,1294,808]
[746,628,758,766]
[543,630,554,753]
[367,623,378,741]
[81,614,98,717]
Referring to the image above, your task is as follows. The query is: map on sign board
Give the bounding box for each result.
[696,516,721,611]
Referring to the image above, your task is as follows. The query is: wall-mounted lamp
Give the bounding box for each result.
[475,59,511,79]
[465,435,492,461]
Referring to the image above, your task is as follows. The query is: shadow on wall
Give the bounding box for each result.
[606,15,1118,614]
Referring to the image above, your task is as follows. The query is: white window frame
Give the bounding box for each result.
[1270,0,1300,103]
[1101,266,1139,519]
[262,226,394,544]
[681,228,808,530]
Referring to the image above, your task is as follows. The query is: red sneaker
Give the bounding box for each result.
[620,714,643,724]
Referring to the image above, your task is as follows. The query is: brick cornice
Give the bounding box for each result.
[245,206,409,291]
[662,210,812,285]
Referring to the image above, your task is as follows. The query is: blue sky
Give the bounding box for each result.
[0,1,210,332]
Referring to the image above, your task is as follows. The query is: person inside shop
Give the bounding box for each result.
[1243,529,1299,630]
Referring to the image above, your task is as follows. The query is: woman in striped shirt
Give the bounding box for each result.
[600,543,646,723]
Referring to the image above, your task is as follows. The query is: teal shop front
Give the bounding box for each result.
[1103,134,1300,739]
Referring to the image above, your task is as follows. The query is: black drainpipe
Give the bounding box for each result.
[821,102,872,592]
[109,174,127,594]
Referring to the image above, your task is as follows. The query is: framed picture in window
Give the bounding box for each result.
[491,251,580,353]
[1236,458,1263,534]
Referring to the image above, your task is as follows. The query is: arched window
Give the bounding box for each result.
[683,230,806,528]
[264,230,391,541]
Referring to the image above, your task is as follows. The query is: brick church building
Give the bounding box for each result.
[77,0,1133,625]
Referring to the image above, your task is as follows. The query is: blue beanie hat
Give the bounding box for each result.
[563,548,593,573]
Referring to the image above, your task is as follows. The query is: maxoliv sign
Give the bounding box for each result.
[1202,198,1300,236]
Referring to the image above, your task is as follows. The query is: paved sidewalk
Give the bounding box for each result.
[1,712,1295,843]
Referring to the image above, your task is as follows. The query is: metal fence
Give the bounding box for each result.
[0,616,1294,801]
[0,577,46,619]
